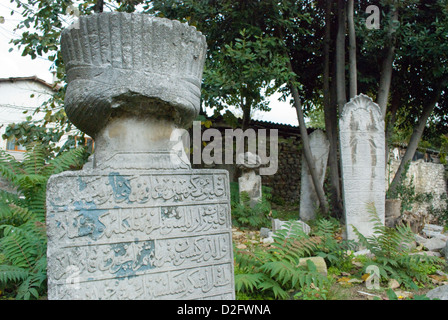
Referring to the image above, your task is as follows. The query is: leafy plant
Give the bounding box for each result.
[234,219,356,300]
[235,221,325,299]
[313,218,356,271]
[231,186,275,229]
[0,144,86,299]
[352,203,446,289]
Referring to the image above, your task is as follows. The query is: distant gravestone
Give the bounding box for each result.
[299,130,330,221]
[46,13,234,300]
[237,152,262,208]
[339,94,385,241]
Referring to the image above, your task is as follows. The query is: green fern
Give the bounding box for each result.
[231,189,273,229]
[313,218,356,270]
[234,273,265,293]
[271,221,322,262]
[234,217,360,299]
[234,220,328,299]
[0,144,86,299]
[353,203,446,289]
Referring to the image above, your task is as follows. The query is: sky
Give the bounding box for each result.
[0,2,299,126]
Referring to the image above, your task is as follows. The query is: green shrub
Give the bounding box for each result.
[234,219,353,299]
[353,203,446,289]
[235,221,325,299]
[0,144,86,299]
[231,186,275,229]
[312,218,356,272]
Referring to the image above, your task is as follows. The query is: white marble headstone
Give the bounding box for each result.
[339,94,385,241]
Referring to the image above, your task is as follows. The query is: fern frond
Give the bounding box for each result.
[0,150,23,185]
[0,265,29,283]
[260,260,297,286]
[0,142,84,299]
[235,249,264,271]
[314,218,337,238]
[25,191,47,221]
[45,147,86,175]
[0,203,33,225]
[0,220,45,269]
[234,273,264,293]
[273,221,308,243]
[257,277,289,300]
[22,145,47,175]
[0,235,33,269]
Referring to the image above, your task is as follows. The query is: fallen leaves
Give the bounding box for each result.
[337,276,364,287]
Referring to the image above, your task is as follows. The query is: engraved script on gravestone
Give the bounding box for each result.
[47,170,234,299]
[339,94,385,241]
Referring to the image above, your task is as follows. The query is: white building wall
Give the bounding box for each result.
[0,78,55,160]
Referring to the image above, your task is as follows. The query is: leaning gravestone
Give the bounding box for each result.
[46,13,235,300]
[339,94,385,241]
[299,130,330,221]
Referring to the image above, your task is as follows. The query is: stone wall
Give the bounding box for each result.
[261,136,301,204]
[193,119,448,208]
[191,119,304,204]
[387,159,448,217]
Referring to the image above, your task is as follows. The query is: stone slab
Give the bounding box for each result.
[339,94,385,241]
[46,169,235,300]
[299,130,330,221]
[238,170,262,208]
[426,284,448,300]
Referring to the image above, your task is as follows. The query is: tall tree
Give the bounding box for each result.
[335,0,347,113]
[386,0,448,194]
[7,0,448,218]
[321,0,343,215]
[347,0,357,98]
[376,6,398,117]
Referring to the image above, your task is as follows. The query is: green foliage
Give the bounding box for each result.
[235,221,323,299]
[313,218,356,271]
[0,144,86,299]
[352,203,446,290]
[231,186,275,229]
[234,219,353,299]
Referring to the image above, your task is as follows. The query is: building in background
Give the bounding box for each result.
[0,76,94,161]
[0,76,57,160]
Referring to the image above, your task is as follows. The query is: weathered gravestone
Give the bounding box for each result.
[46,13,235,300]
[299,130,330,221]
[237,152,262,208]
[339,94,385,241]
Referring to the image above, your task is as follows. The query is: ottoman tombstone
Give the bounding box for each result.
[46,13,235,300]
[237,152,263,208]
[299,130,330,221]
[339,94,385,241]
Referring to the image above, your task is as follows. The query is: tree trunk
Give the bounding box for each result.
[388,84,444,195]
[274,20,329,215]
[94,0,104,13]
[385,89,400,163]
[336,0,347,114]
[323,0,343,216]
[287,60,329,215]
[377,9,398,118]
[241,102,251,131]
[347,0,357,99]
